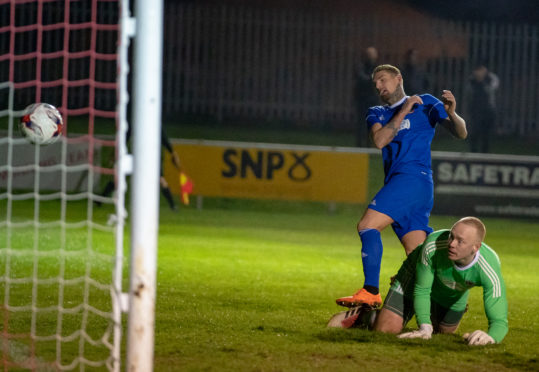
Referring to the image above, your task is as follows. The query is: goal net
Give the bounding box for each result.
[0,0,128,370]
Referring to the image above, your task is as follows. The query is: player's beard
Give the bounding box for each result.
[381,84,405,105]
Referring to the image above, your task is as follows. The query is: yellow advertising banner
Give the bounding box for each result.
[164,140,369,203]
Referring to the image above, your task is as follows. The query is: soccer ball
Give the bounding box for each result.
[19,103,63,145]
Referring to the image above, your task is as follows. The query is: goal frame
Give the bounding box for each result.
[125,0,163,371]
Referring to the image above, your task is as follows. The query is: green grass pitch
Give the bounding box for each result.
[154,199,539,371]
[1,198,538,371]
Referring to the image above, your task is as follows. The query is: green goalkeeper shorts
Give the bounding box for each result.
[383,279,466,329]
[382,247,466,328]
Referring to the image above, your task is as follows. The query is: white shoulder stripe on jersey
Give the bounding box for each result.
[427,101,444,118]
[422,240,446,259]
[481,243,501,266]
[478,255,502,298]
[421,239,449,266]
[422,242,436,265]
[366,114,378,123]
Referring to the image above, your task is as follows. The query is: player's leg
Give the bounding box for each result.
[331,247,418,331]
[373,263,416,333]
[373,307,404,334]
[392,173,434,255]
[431,301,466,334]
[357,208,394,293]
[357,207,395,231]
[159,159,177,211]
[336,208,393,307]
[160,176,177,211]
[400,230,427,256]
[95,179,115,207]
[438,323,459,334]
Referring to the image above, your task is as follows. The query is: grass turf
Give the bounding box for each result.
[153,200,539,371]
[1,198,538,370]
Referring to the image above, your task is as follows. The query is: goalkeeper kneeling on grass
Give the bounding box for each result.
[330,216,508,345]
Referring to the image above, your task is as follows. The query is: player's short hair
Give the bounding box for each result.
[372,64,401,79]
[453,217,486,243]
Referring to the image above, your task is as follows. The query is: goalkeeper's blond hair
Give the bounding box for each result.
[453,217,486,243]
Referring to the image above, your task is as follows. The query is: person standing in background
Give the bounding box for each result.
[354,46,379,147]
[401,49,430,95]
[466,62,499,153]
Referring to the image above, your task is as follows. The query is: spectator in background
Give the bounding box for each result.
[401,49,430,95]
[466,62,499,153]
[354,46,379,147]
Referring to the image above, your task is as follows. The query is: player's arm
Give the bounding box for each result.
[464,263,508,345]
[413,246,436,325]
[483,278,508,343]
[439,90,467,139]
[398,243,435,340]
[370,96,423,149]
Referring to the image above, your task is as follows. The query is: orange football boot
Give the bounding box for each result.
[336,288,382,308]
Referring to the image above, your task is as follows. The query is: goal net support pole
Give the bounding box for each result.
[126,0,164,370]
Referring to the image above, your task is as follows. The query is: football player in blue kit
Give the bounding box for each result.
[337,64,468,308]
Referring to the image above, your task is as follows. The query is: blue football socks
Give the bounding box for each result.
[359,228,383,292]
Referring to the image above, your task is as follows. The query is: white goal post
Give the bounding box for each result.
[126,0,163,370]
[0,0,163,370]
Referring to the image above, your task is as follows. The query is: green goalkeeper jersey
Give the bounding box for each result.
[414,229,508,343]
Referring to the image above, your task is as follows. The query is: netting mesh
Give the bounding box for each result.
[0,1,123,370]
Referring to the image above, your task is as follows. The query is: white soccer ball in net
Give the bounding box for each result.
[19,103,64,145]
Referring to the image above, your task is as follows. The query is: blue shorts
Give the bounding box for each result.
[368,172,433,240]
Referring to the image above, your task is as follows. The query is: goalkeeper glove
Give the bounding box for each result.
[463,330,495,345]
[398,323,433,340]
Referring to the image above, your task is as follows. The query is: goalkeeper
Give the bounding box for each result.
[334,217,508,345]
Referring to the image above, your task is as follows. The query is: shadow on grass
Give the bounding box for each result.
[317,327,477,351]
[492,353,539,371]
[316,328,539,371]
[316,328,394,345]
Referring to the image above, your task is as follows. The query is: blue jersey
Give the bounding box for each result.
[366,94,448,183]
